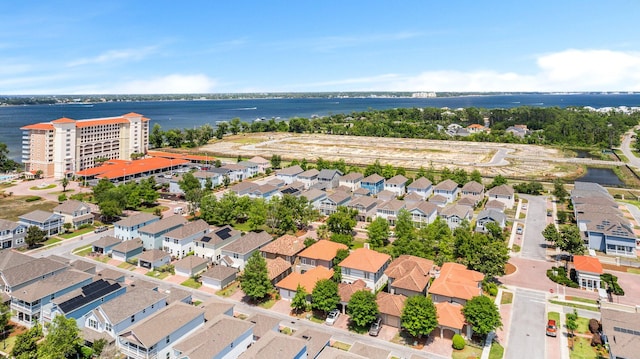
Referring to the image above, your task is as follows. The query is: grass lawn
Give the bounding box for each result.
[627,267,640,274]
[573,317,591,335]
[0,195,58,221]
[331,341,351,351]
[501,291,513,305]
[73,244,93,256]
[145,270,170,280]
[565,296,598,305]
[216,281,240,297]
[452,343,483,359]
[549,300,599,312]
[569,336,598,359]
[258,297,277,309]
[139,205,169,214]
[181,277,202,289]
[118,262,134,270]
[43,237,61,246]
[489,342,504,359]
[58,227,95,239]
[30,184,56,190]
[548,311,560,322]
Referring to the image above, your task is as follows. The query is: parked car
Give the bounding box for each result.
[516,226,523,235]
[369,317,382,336]
[546,319,557,337]
[94,226,108,233]
[325,309,340,326]
[547,210,552,217]
[522,204,527,210]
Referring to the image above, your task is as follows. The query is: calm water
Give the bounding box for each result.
[578,167,624,186]
[3,93,639,162]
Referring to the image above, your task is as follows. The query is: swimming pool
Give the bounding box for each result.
[0,174,16,182]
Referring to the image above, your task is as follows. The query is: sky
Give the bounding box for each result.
[1,0,640,94]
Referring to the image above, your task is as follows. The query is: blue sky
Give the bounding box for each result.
[1,0,640,94]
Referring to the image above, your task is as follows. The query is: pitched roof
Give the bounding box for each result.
[485,199,506,211]
[298,240,348,261]
[435,302,465,329]
[386,174,409,185]
[19,210,62,223]
[119,302,203,348]
[173,315,253,359]
[434,179,459,192]
[2,257,67,287]
[600,307,640,359]
[99,287,168,324]
[200,265,238,281]
[277,165,304,176]
[461,181,484,193]
[246,312,281,339]
[338,279,368,303]
[10,270,93,303]
[385,255,433,292]
[0,250,36,271]
[339,248,390,273]
[114,213,159,228]
[429,262,484,300]
[298,169,320,179]
[573,255,604,274]
[239,331,306,359]
[195,225,241,246]
[221,231,272,255]
[112,238,143,253]
[231,181,259,193]
[261,235,305,257]
[92,235,121,248]
[53,200,91,214]
[164,219,209,240]
[198,299,234,322]
[0,219,21,232]
[376,292,406,318]
[300,188,327,202]
[340,172,363,182]
[457,196,477,207]
[409,177,433,190]
[477,209,506,223]
[173,255,209,271]
[266,257,292,281]
[249,156,270,165]
[317,347,367,359]
[440,204,472,219]
[429,194,448,204]
[276,266,334,292]
[487,184,514,196]
[362,174,384,184]
[407,201,438,216]
[139,215,187,235]
[377,198,405,212]
[293,328,332,359]
[137,249,170,262]
[318,169,343,180]
[349,342,391,359]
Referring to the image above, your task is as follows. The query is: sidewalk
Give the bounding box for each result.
[481,288,509,359]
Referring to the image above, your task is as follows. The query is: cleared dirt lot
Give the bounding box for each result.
[201,133,605,179]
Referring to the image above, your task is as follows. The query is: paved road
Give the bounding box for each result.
[519,194,549,261]
[505,288,547,359]
[619,129,640,168]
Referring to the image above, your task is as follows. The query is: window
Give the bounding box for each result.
[105,323,112,332]
[165,335,170,344]
[88,319,98,329]
[131,315,135,323]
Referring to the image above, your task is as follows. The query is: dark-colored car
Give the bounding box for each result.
[546,319,557,337]
[369,317,382,336]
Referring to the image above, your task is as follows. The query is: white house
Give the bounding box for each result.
[162,219,209,259]
[407,177,433,199]
[113,213,160,241]
[339,247,391,291]
[193,225,242,264]
[384,175,408,197]
[219,231,273,270]
[486,184,515,209]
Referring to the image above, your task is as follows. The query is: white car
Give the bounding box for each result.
[325,309,340,326]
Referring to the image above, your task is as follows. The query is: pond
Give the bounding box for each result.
[577,167,623,186]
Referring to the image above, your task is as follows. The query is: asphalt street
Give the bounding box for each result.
[519,194,550,261]
[505,288,547,359]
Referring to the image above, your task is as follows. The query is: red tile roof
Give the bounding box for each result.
[76,157,189,179]
[429,262,484,301]
[435,302,465,329]
[385,255,433,293]
[338,279,368,303]
[20,123,54,131]
[573,255,604,274]
[297,240,347,262]
[51,117,76,124]
[276,266,334,292]
[376,292,406,317]
[339,248,390,273]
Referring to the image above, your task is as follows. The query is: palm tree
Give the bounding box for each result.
[60,177,69,192]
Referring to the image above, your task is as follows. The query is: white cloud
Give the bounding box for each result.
[315,49,640,92]
[116,74,217,94]
[67,46,158,67]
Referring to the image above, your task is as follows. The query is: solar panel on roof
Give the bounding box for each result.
[217,228,232,240]
[200,236,212,243]
[58,280,122,314]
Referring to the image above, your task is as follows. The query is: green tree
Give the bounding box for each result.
[60,177,69,192]
[92,178,116,204]
[92,338,108,357]
[240,251,273,301]
[215,122,228,139]
[204,176,213,191]
[542,223,560,246]
[394,209,416,242]
[311,279,340,315]
[11,323,42,359]
[347,290,378,328]
[559,225,585,257]
[401,295,438,338]
[487,175,507,189]
[553,179,569,203]
[463,295,502,338]
[99,200,123,222]
[470,169,483,184]
[484,222,504,242]
[0,142,21,172]
[566,309,578,338]
[149,123,164,148]
[326,206,358,235]
[0,302,10,347]
[270,154,282,169]
[25,226,46,248]
[364,159,383,177]
[247,198,267,230]
[367,217,390,248]
[229,118,241,135]
[38,315,82,359]
[291,284,308,314]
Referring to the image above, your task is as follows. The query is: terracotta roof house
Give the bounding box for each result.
[113,213,159,241]
[111,238,144,262]
[340,247,391,291]
[0,219,26,249]
[339,172,363,192]
[433,179,459,203]
[137,249,171,270]
[53,200,94,229]
[349,341,391,359]
[600,306,640,359]
[376,292,407,328]
[297,169,320,189]
[317,169,343,189]
[435,301,470,338]
[406,201,438,227]
[385,255,434,296]
[18,210,64,236]
[475,209,507,233]
[200,265,238,290]
[486,184,515,209]
[276,165,304,184]
[361,174,385,195]
[266,257,292,285]
[319,191,352,216]
[573,255,604,291]
[193,225,242,264]
[173,314,254,359]
[297,240,348,271]
[238,331,307,359]
[117,302,205,359]
[162,219,209,259]
[429,262,484,305]
[338,279,369,313]
[138,215,187,250]
[439,204,473,230]
[92,235,121,255]
[384,175,408,196]
[276,266,334,300]
[220,231,273,270]
[260,234,306,263]
[348,196,382,222]
[467,123,488,133]
[407,177,433,199]
[375,199,406,225]
[173,255,209,278]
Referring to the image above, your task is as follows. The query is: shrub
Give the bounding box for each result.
[452,334,465,350]
[58,193,67,202]
[25,196,41,202]
[591,333,602,346]
[589,319,600,334]
[546,266,579,288]
[482,280,498,296]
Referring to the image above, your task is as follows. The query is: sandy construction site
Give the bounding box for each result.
[201,133,616,179]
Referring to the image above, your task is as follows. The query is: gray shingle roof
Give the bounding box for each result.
[487,184,514,196]
[174,315,253,359]
[92,235,121,248]
[239,331,306,359]
[173,255,209,271]
[362,174,384,184]
[221,231,272,255]
[2,257,67,287]
[0,219,21,232]
[112,238,143,253]
[461,181,484,193]
[408,177,432,190]
[53,200,90,215]
[340,172,363,182]
[434,179,459,192]
[277,165,304,176]
[139,215,186,235]
[164,219,209,240]
[386,174,409,185]
[114,213,159,228]
[19,210,62,223]
[318,169,343,181]
[137,249,170,262]
[200,265,237,281]
[0,250,35,271]
[99,287,168,325]
[10,270,93,303]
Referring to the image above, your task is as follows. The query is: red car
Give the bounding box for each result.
[546,320,557,337]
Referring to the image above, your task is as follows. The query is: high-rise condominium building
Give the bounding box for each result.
[21,112,149,179]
